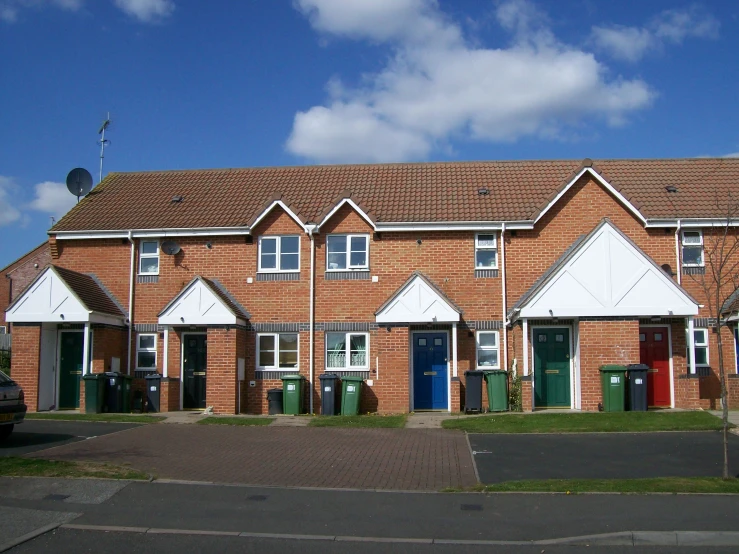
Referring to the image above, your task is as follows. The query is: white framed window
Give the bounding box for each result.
[326,332,368,369]
[0,326,6,334]
[136,333,157,370]
[258,236,300,272]
[326,235,369,271]
[475,234,498,269]
[476,331,500,369]
[690,328,709,366]
[139,240,160,274]
[681,230,704,267]
[257,333,299,370]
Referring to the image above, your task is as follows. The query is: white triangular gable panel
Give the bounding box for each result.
[377,275,460,323]
[6,268,90,323]
[159,279,241,325]
[521,222,698,318]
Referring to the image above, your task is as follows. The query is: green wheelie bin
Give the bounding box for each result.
[281,374,305,415]
[599,365,627,412]
[121,374,133,413]
[483,370,509,412]
[82,373,105,414]
[340,376,363,415]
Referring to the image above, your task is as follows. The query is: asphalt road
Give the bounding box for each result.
[470,431,739,483]
[0,420,141,457]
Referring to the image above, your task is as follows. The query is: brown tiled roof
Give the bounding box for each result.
[52,266,125,317]
[50,158,739,232]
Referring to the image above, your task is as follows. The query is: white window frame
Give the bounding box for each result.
[691,328,709,367]
[256,332,299,371]
[326,234,370,271]
[325,332,369,370]
[681,230,704,267]
[258,235,301,273]
[138,240,160,275]
[476,331,500,369]
[475,233,498,269]
[0,326,6,334]
[136,333,157,371]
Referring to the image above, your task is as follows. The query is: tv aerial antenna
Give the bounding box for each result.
[98,113,111,184]
[65,168,93,203]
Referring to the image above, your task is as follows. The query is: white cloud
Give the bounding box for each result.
[0,176,21,226]
[28,181,78,220]
[287,0,654,164]
[113,0,174,23]
[591,6,719,62]
[0,0,82,23]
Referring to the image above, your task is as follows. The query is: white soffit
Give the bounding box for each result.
[520,221,698,318]
[6,267,92,323]
[376,274,460,323]
[159,278,243,325]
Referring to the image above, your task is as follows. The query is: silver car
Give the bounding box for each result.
[0,370,26,441]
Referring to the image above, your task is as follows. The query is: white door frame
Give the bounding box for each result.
[409,330,451,412]
[530,324,575,410]
[180,332,207,411]
[639,324,674,408]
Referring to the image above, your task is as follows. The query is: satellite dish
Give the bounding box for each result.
[66,168,93,200]
[161,241,181,256]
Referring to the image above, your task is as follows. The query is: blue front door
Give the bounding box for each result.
[413,333,448,410]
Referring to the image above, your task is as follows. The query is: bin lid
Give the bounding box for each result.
[599,364,627,372]
[280,374,305,381]
[626,363,650,370]
[464,370,484,375]
[82,373,102,380]
[267,388,283,393]
[145,373,162,379]
[104,371,122,376]
[482,369,507,374]
[341,375,364,382]
[319,373,340,380]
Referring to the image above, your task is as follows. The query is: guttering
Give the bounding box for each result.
[675,220,682,285]
[500,222,508,372]
[375,220,534,232]
[646,218,739,228]
[306,224,317,415]
[53,226,253,240]
[127,231,135,376]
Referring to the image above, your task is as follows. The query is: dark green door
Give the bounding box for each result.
[59,331,83,409]
[183,335,207,409]
[533,328,571,408]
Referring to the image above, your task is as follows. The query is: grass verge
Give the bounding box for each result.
[309,414,407,428]
[442,411,727,433]
[197,417,274,426]
[25,413,165,424]
[475,477,739,494]
[0,457,149,480]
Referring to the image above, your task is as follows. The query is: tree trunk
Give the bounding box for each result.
[715,324,730,480]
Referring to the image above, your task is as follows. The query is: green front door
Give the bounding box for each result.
[59,331,84,409]
[533,327,571,408]
[183,335,207,410]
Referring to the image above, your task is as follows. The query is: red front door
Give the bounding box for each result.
[639,326,671,407]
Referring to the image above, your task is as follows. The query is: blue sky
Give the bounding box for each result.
[1,0,738,265]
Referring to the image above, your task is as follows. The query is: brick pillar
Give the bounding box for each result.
[206,327,239,414]
[727,375,739,409]
[451,377,461,412]
[11,325,41,412]
[79,378,86,413]
[373,326,410,413]
[521,377,533,412]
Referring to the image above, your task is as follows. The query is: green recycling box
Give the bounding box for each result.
[281,374,305,415]
[82,373,106,414]
[483,370,509,412]
[599,365,627,412]
[340,376,364,415]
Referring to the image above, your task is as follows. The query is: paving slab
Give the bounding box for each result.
[29,424,476,491]
[0,476,129,505]
[0,505,79,553]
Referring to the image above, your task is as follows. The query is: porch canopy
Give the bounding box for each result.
[509,219,700,374]
[158,276,250,326]
[5,265,126,326]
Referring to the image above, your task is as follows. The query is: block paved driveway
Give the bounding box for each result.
[30,425,477,491]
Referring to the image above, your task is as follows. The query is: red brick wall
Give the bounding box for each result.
[10,325,40,412]
[91,327,128,374]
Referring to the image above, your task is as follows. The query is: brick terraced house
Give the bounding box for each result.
[6,158,739,414]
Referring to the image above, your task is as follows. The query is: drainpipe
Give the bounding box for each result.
[675,220,681,285]
[127,231,135,376]
[307,224,317,414]
[501,223,508,372]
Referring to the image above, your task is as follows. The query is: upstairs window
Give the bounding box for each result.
[326,332,368,369]
[475,234,498,269]
[476,331,500,369]
[136,333,157,370]
[139,240,160,274]
[259,236,300,272]
[257,333,298,370]
[681,230,704,267]
[327,235,369,271]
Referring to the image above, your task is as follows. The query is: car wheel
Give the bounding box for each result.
[0,425,14,441]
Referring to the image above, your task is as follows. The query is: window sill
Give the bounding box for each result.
[682,266,705,275]
[256,272,300,282]
[137,274,159,284]
[324,271,371,281]
[474,268,499,278]
[255,369,299,380]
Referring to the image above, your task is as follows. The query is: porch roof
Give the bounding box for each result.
[376,271,462,324]
[158,276,250,326]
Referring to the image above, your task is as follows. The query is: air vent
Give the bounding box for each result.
[478,187,490,196]
[665,185,678,193]
[171,195,184,203]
